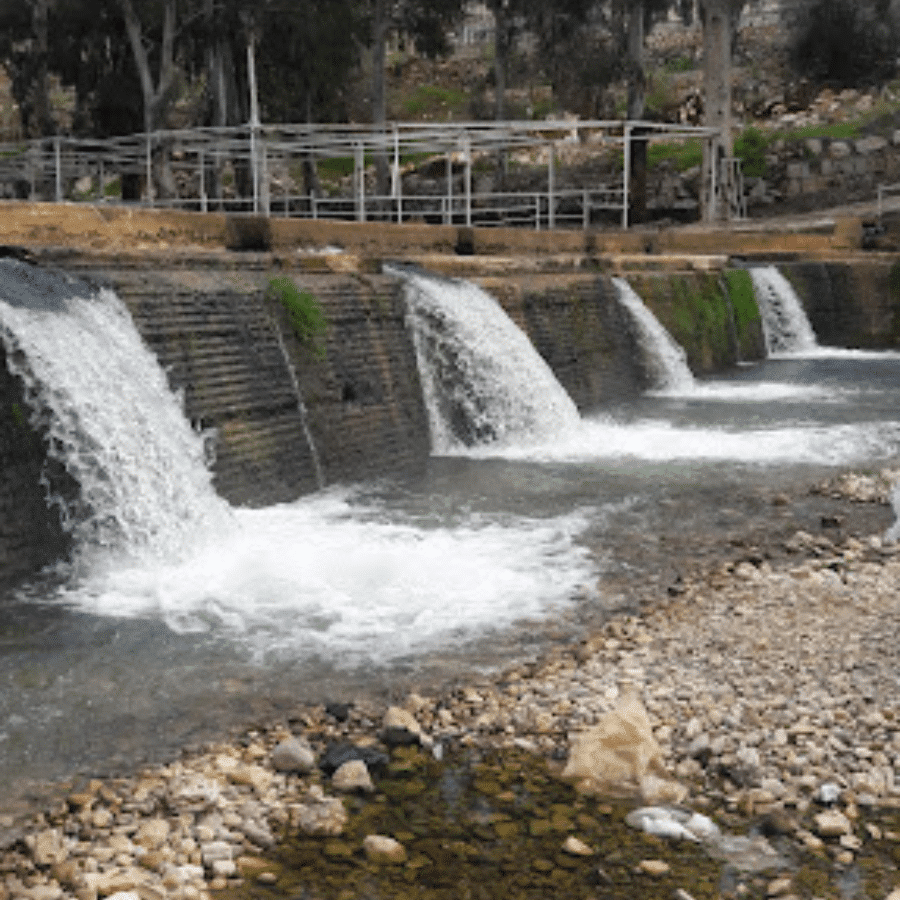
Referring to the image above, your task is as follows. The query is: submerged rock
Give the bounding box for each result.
[362,835,407,864]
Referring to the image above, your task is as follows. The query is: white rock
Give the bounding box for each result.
[332,760,374,793]
[362,835,407,864]
[270,739,316,773]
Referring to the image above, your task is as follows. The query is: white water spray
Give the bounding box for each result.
[749,266,819,355]
[0,271,230,565]
[612,277,696,392]
[400,269,581,452]
[0,262,595,661]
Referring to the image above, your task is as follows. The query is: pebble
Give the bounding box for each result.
[637,859,671,876]
[270,739,316,774]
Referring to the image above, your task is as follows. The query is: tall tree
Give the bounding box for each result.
[365,0,464,195]
[699,0,745,219]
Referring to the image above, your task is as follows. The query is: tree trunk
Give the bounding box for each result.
[118,0,178,198]
[30,0,53,137]
[489,0,508,184]
[700,0,733,221]
[371,0,390,201]
[626,0,647,225]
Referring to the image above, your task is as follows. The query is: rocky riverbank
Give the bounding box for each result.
[3,470,900,900]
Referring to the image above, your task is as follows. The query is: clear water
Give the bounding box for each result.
[1,268,900,813]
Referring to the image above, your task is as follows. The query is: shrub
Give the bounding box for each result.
[266,277,327,357]
[733,126,768,179]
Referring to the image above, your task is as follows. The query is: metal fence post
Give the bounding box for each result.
[548,141,556,230]
[355,141,365,222]
[54,136,62,202]
[463,135,472,227]
[622,123,631,230]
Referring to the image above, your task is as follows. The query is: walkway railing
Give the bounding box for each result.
[0,119,722,229]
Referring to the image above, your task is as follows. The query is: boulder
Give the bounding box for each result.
[560,688,685,804]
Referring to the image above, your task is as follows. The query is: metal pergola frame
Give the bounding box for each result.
[0,119,721,229]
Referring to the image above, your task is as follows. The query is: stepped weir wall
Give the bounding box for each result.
[0,202,899,585]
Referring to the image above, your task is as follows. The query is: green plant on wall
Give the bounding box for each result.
[266,277,328,357]
[733,126,769,179]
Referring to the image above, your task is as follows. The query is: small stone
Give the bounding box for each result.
[767,876,793,896]
[256,873,277,886]
[211,860,236,878]
[134,820,169,850]
[228,764,273,794]
[201,842,233,866]
[381,707,428,747]
[332,760,374,793]
[292,797,347,836]
[637,859,670,876]
[814,810,852,838]
[270,739,316,774]
[29,830,68,867]
[362,835,407,864]
[562,836,594,856]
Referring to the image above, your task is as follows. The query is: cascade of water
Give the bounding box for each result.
[612,277,696,392]
[399,268,581,453]
[749,265,819,355]
[0,260,231,565]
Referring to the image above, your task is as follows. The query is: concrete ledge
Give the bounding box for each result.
[0,200,868,261]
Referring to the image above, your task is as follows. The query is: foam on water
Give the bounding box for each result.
[52,491,597,663]
[653,381,849,402]
[457,417,900,466]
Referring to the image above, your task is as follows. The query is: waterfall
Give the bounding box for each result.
[612,277,696,392]
[749,265,818,355]
[399,269,581,453]
[0,259,230,566]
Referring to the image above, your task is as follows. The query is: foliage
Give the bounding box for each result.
[733,126,768,178]
[647,138,703,172]
[790,0,898,87]
[266,277,328,356]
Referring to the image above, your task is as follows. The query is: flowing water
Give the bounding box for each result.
[1,262,900,811]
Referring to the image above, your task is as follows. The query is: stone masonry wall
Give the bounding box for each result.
[781,259,900,348]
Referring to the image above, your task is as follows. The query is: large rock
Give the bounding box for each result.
[560,688,685,803]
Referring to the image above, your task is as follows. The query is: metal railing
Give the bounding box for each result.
[0,119,721,228]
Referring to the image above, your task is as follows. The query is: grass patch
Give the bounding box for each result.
[647,138,703,172]
[401,84,469,119]
[266,277,328,357]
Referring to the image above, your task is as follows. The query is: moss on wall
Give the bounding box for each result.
[724,268,765,360]
[627,271,764,375]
